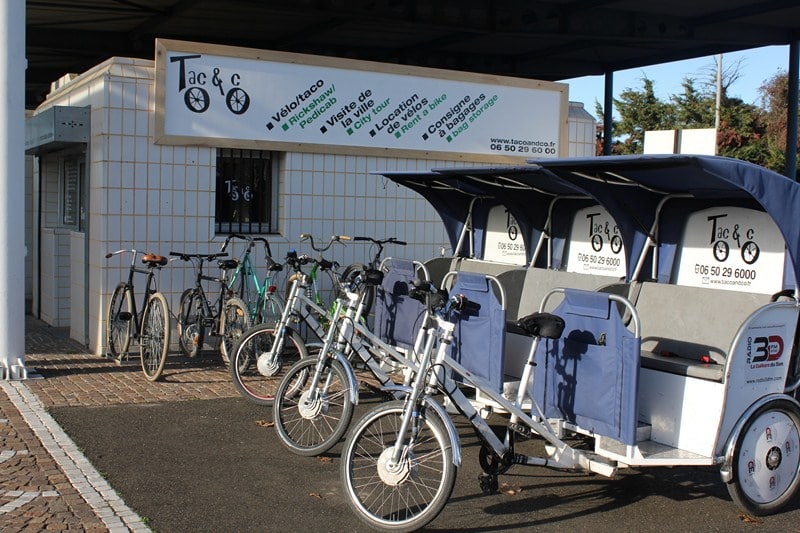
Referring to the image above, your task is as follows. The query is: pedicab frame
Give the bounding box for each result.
[379,154,800,516]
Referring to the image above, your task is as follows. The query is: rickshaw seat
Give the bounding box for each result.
[373,258,425,350]
[448,271,507,393]
[534,288,641,446]
[635,282,770,382]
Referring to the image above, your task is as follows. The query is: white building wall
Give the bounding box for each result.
[567,101,597,157]
[32,57,592,354]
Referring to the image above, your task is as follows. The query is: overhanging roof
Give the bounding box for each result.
[26,0,800,109]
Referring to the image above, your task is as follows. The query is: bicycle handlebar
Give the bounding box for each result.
[220,233,251,253]
[408,279,477,313]
[299,233,351,253]
[251,236,274,258]
[353,236,407,246]
[170,251,229,262]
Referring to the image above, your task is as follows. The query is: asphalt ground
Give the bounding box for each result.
[7,315,800,532]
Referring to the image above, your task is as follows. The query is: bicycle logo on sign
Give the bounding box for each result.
[170,54,250,115]
[586,212,623,253]
[708,214,760,264]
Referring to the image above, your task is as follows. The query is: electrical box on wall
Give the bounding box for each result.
[25,106,89,154]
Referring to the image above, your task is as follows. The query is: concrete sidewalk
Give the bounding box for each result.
[1,316,238,532]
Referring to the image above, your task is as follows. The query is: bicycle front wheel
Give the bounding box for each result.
[229,323,308,406]
[176,288,205,358]
[139,292,171,381]
[341,401,457,532]
[106,282,133,359]
[219,296,252,366]
[274,357,355,456]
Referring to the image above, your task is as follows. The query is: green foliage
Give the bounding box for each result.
[595,69,798,178]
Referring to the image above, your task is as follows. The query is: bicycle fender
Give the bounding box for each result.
[380,385,461,466]
[332,351,360,405]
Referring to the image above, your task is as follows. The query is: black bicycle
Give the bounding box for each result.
[172,250,251,365]
[105,249,172,381]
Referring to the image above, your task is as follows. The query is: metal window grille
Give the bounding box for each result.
[215,148,275,234]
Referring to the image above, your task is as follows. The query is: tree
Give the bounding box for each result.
[610,77,675,154]
[671,78,715,128]
[593,63,799,179]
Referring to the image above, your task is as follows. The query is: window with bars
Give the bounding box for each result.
[215,148,277,234]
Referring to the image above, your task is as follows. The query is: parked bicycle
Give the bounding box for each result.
[340,236,406,317]
[221,234,285,327]
[229,234,349,405]
[340,280,637,531]
[272,259,428,456]
[105,249,172,381]
[172,249,251,365]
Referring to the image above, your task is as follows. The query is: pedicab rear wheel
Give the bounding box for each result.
[727,400,800,515]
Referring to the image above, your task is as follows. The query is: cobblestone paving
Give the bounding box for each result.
[23,318,241,409]
[1,317,244,532]
[3,316,386,532]
[0,387,107,532]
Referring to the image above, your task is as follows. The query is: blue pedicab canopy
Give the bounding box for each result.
[377,166,595,267]
[379,155,800,285]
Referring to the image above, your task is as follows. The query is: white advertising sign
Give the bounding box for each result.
[675,207,785,294]
[155,40,566,160]
[565,206,626,277]
[483,206,526,265]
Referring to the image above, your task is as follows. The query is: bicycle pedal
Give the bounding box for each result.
[201,318,215,328]
[478,473,499,495]
[507,421,532,439]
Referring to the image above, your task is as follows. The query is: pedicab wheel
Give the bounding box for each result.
[728,400,800,515]
[273,357,354,456]
[341,401,457,532]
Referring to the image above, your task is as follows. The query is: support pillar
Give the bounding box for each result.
[0,0,27,379]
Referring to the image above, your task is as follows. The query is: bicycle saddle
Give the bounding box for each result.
[218,259,239,270]
[511,312,565,340]
[142,254,168,267]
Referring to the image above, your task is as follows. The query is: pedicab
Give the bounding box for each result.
[345,155,800,530]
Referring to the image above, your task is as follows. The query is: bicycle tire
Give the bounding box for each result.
[341,401,457,532]
[229,323,308,406]
[219,296,252,366]
[176,288,205,358]
[341,263,375,316]
[256,293,284,327]
[139,292,171,381]
[273,357,355,456]
[106,282,133,358]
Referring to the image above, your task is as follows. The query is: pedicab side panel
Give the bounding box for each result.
[718,302,800,456]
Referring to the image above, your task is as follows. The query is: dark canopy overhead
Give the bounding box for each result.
[26,0,800,109]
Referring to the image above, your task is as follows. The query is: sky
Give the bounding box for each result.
[560,45,791,118]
